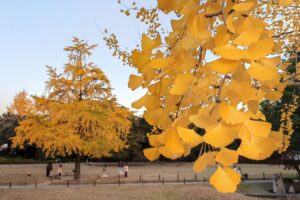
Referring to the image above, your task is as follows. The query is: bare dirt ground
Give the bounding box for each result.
[0,162,297,185]
[0,184,283,200]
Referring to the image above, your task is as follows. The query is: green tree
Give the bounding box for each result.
[261,51,300,176]
[0,113,23,152]
[114,117,152,161]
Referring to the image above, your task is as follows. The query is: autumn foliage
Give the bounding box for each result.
[104,0,300,193]
[12,38,132,179]
[7,90,35,116]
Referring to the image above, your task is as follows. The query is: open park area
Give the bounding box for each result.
[0,162,300,199]
[0,184,281,200]
[1,0,300,199]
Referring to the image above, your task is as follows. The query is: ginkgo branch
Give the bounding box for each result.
[221,0,227,24]
[205,11,222,18]
[273,31,295,38]
[216,75,229,103]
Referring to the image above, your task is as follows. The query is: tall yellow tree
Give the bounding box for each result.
[104,0,299,193]
[12,38,132,179]
[7,90,35,116]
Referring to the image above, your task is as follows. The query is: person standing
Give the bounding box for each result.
[102,163,109,178]
[124,163,129,178]
[117,161,124,178]
[46,162,53,177]
[57,164,63,179]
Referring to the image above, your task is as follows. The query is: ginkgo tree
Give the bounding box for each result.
[104,0,300,193]
[7,90,35,116]
[12,38,132,180]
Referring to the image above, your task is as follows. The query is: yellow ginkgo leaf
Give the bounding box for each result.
[183,143,192,157]
[187,14,211,41]
[131,50,150,70]
[207,58,240,74]
[227,80,259,104]
[163,129,185,158]
[215,148,239,166]
[219,103,248,125]
[189,105,219,129]
[144,108,172,128]
[237,123,251,141]
[131,93,148,109]
[225,14,236,33]
[249,110,266,121]
[247,62,278,81]
[213,44,247,60]
[232,2,255,12]
[259,57,281,68]
[177,127,203,148]
[170,73,196,95]
[145,94,160,110]
[270,131,284,149]
[148,133,165,147]
[193,155,207,172]
[159,145,183,160]
[193,151,217,172]
[148,81,162,95]
[236,16,255,34]
[233,28,262,46]
[205,2,221,15]
[203,121,238,148]
[128,74,143,90]
[157,0,179,13]
[209,166,241,193]
[265,90,283,101]
[144,148,160,161]
[247,38,274,60]
[180,35,199,50]
[238,135,277,160]
[278,0,293,6]
[142,33,161,53]
[145,57,174,70]
[144,110,158,125]
[214,26,230,46]
[243,120,271,138]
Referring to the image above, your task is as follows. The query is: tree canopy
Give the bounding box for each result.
[12,37,132,179]
[7,90,34,116]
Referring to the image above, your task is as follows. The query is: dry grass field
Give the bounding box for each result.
[0,163,299,200]
[0,184,281,200]
[0,162,297,185]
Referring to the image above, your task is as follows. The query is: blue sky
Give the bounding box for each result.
[0,0,168,114]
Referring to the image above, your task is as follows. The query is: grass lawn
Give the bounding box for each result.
[0,162,297,185]
[0,184,278,200]
[0,163,299,200]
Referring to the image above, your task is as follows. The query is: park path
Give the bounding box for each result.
[0,179,272,190]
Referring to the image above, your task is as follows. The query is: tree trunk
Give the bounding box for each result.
[74,153,80,180]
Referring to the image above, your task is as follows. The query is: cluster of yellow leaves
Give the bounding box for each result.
[12,100,131,158]
[127,0,298,193]
[278,94,299,153]
[7,90,35,116]
[12,38,132,159]
[118,1,162,37]
[255,0,299,54]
